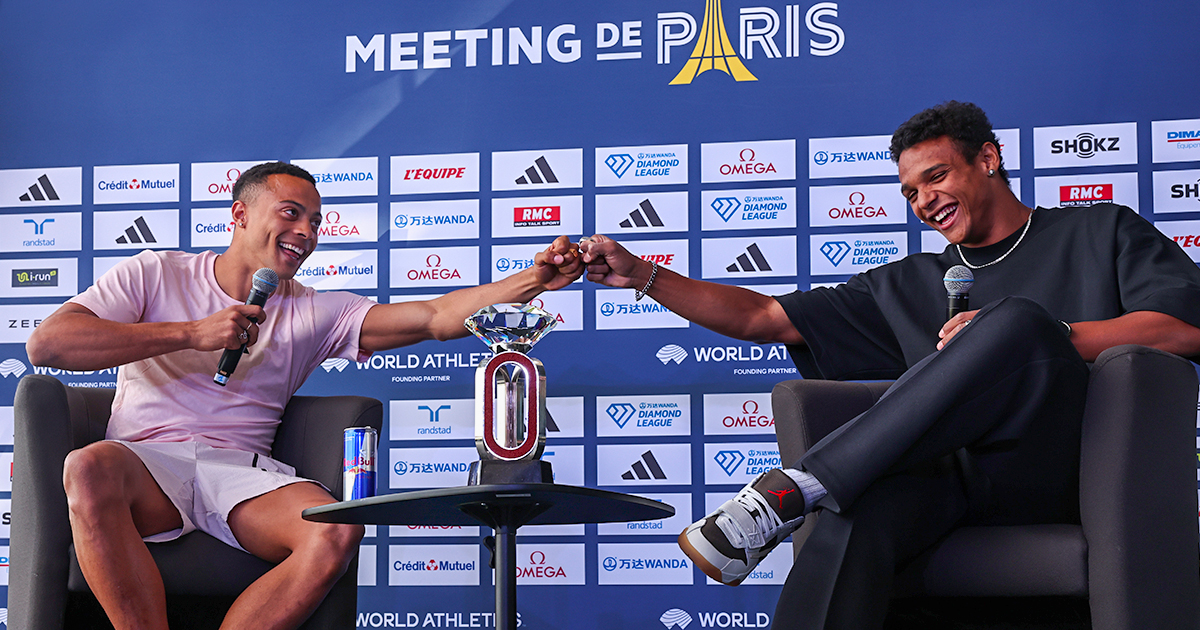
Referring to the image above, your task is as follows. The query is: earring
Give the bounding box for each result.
[987,169,995,177]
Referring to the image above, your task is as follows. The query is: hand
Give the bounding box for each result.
[191,304,266,351]
[532,235,584,292]
[580,234,651,289]
[937,309,979,350]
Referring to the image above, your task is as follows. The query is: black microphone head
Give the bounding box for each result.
[252,268,280,297]
[943,265,974,296]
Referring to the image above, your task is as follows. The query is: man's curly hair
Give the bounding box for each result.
[890,101,1008,183]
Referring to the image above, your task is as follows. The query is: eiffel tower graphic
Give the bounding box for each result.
[670,0,758,85]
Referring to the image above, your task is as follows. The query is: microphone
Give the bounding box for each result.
[943,265,974,321]
[214,268,279,386]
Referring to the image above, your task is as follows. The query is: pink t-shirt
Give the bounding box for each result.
[69,250,376,455]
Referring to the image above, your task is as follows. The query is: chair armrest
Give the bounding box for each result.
[772,379,893,467]
[272,396,383,497]
[1079,344,1200,630]
[10,376,114,628]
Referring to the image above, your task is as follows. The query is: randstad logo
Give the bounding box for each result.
[661,1,845,85]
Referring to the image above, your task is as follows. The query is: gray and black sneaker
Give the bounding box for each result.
[678,468,807,585]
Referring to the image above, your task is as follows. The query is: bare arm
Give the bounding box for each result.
[26,302,267,371]
[939,309,1200,362]
[582,235,804,345]
[358,236,584,352]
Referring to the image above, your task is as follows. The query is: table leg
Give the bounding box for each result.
[494,522,518,630]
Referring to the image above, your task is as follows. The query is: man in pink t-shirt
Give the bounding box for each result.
[27,162,583,630]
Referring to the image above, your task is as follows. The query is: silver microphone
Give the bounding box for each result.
[943,265,974,321]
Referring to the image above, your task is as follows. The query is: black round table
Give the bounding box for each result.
[303,483,675,630]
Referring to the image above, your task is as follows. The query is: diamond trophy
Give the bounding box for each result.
[465,303,557,484]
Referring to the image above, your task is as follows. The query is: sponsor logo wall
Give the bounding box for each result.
[2,0,1197,626]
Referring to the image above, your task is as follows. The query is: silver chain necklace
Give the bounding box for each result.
[956,211,1034,270]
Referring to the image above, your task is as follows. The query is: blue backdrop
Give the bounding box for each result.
[2,1,1199,628]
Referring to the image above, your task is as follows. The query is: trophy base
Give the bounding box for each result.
[467,460,554,485]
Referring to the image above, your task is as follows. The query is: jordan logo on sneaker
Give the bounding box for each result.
[765,488,795,509]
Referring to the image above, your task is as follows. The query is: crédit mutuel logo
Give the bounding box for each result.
[344,2,844,85]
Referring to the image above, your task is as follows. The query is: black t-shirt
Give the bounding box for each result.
[777,204,1200,380]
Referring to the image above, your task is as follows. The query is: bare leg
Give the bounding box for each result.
[63,442,184,630]
[221,482,364,630]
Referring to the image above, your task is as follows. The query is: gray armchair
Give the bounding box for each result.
[9,373,383,630]
[772,344,1200,629]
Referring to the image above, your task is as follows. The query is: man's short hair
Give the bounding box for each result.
[232,162,317,204]
[890,101,1009,183]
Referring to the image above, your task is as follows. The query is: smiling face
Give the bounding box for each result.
[229,173,322,279]
[898,135,1002,247]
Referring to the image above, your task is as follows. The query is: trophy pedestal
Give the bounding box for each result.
[467,460,554,485]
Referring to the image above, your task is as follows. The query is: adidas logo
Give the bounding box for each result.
[544,406,560,433]
[725,243,772,272]
[514,156,559,185]
[619,199,665,228]
[18,174,59,202]
[621,450,667,480]
[116,216,157,244]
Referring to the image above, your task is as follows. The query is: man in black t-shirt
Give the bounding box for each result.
[579,101,1200,630]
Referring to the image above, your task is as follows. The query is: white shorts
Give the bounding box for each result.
[114,440,322,552]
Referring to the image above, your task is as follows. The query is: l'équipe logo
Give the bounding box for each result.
[597,395,691,437]
[704,443,781,484]
[390,152,480,195]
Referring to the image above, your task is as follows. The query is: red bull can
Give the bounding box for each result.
[343,427,378,501]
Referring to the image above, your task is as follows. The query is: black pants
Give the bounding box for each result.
[772,296,1090,630]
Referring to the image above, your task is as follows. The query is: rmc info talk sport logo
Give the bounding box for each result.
[344,2,844,85]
